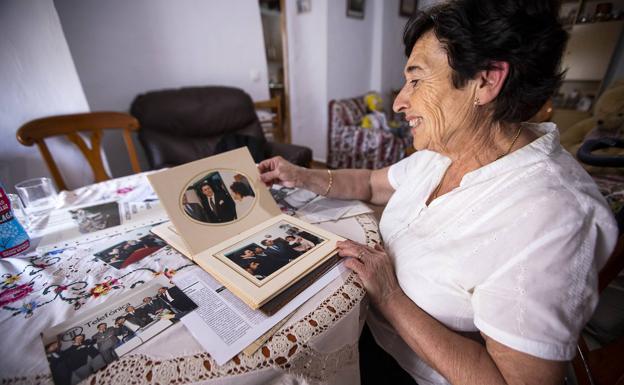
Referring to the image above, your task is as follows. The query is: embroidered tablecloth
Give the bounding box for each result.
[0,173,378,385]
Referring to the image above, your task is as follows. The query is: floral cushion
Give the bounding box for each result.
[327,94,410,169]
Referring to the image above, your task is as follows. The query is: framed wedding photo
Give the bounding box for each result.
[346,0,365,19]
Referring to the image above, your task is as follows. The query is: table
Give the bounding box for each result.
[0,173,379,385]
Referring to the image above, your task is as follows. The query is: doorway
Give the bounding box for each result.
[258,0,291,143]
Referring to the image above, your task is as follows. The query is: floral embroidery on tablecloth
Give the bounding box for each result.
[0,246,195,318]
[116,186,135,195]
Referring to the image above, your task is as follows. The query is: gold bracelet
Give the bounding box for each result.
[323,169,333,196]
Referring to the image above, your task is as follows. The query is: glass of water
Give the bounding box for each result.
[15,177,58,219]
[7,193,30,230]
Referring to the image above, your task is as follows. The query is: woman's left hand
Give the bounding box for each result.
[336,240,403,308]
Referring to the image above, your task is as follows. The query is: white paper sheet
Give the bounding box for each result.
[297,197,373,223]
[282,188,318,209]
[37,200,168,251]
[175,263,347,365]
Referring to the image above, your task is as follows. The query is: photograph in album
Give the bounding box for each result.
[148,148,283,258]
[219,219,326,285]
[181,170,256,225]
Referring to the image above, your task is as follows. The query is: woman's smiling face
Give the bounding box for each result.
[393,32,478,154]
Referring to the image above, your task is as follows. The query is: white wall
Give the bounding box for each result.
[0,0,92,192]
[370,0,385,92]
[286,0,329,162]
[54,0,270,175]
[327,0,375,101]
[381,0,410,111]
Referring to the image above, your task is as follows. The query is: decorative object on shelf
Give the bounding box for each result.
[594,2,614,22]
[346,0,365,19]
[399,0,418,17]
[577,95,595,112]
[568,89,581,109]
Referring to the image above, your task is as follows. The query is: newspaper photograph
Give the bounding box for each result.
[41,277,197,385]
[92,227,167,269]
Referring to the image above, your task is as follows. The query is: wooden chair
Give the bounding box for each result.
[254,96,284,142]
[16,112,141,191]
[572,232,624,385]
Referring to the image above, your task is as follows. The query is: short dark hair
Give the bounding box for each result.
[97,322,106,328]
[403,0,567,123]
[230,181,254,198]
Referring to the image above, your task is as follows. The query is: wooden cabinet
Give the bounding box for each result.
[552,0,623,130]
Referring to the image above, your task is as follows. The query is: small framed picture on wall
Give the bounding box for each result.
[346,0,365,19]
[297,0,311,14]
[399,0,418,18]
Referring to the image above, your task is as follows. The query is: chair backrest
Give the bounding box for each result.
[572,232,624,385]
[131,86,265,170]
[254,96,284,142]
[16,112,141,191]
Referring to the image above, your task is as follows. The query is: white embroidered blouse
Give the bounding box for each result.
[369,122,618,385]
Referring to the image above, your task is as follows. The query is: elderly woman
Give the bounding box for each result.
[259,1,617,384]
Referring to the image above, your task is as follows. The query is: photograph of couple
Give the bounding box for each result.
[221,220,325,282]
[182,170,256,224]
[42,281,197,385]
[94,231,166,269]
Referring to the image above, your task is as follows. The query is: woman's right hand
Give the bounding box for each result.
[258,156,303,188]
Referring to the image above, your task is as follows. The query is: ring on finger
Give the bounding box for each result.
[356,251,365,261]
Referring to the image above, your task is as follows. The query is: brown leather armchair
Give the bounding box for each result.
[130,86,312,169]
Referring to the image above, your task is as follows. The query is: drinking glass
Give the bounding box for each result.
[15,177,58,218]
[7,193,30,229]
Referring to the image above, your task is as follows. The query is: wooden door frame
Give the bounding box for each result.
[279,0,292,143]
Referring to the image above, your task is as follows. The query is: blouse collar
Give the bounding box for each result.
[425,122,561,188]
[460,122,560,187]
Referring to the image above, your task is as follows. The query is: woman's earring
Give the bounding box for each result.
[474,97,480,107]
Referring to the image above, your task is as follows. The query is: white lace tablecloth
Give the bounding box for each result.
[0,173,379,385]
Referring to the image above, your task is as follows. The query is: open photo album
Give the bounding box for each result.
[147,148,344,309]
